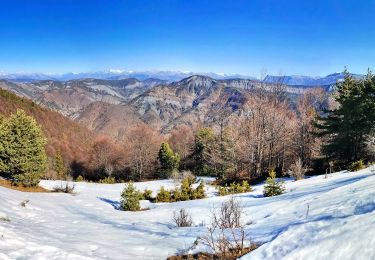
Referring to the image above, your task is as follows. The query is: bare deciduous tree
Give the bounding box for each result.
[289,157,306,180]
[169,125,195,166]
[126,124,161,180]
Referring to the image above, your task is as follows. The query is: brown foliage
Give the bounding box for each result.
[0,88,95,177]
[125,123,162,180]
[169,125,194,160]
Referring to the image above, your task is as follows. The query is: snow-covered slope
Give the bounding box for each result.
[0,169,375,259]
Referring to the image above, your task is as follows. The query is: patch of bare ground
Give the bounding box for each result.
[167,245,258,260]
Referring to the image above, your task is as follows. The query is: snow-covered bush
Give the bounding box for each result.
[349,160,365,172]
[289,158,306,180]
[173,208,193,227]
[263,169,285,197]
[120,182,142,211]
[156,186,171,202]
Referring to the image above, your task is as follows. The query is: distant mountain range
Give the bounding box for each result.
[264,72,363,86]
[0,75,320,138]
[0,70,256,83]
[0,70,364,86]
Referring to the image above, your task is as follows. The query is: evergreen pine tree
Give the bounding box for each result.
[0,110,47,186]
[263,169,285,197]
[193,127,215,175]
[212,129,236,179]
[316,70,375,163]
[54,151,67,180]
[158,142,180,178]
[120,182,142,211]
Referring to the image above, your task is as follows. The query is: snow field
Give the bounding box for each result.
[0,170,374,259]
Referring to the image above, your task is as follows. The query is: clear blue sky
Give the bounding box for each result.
[1,0,375,76]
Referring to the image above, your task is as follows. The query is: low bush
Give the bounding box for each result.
[218,180,251,196]
[173,208,193,227]
[349,160,365,172]
[142,189,153,200]
[99,176,116,184]
[75,175,85,182]
[120,182,143,211]
[52,182,76,194]
[156,186,172,202]
[193,181,205,199]
[155,178,206,203]
[199,197,252,257]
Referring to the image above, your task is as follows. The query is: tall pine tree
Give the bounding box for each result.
[158,142,180,178]
[316,70,375,163]
[0,110,47,186]
[193,127,215,176]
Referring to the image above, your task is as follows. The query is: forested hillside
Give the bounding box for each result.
[0,88,95,176]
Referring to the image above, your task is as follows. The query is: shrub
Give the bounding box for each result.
[52,182,76,194]
[175,178,205,201]
[75,175,85,182]
[173,187,183,201]
[155,178,206,203]
[99,176,116,184]
[193,181,206,199]
[218,185,229,196]
[156,186,171,202]
[200,197,249,257]
[241,180,251,193]
[120,182,142,211]
[142,189,153,200]
[179,178,193,201]
[173,208,193,227]
[218,180,251,196]
[263,169,285,197]
[349,160,365,172]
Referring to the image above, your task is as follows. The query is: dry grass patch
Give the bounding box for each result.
[0,179,50,192]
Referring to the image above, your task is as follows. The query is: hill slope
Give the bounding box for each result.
[0,168,374,259]
[0,88,94,166]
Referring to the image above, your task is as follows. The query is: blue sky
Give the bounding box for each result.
[1,0,375,76]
